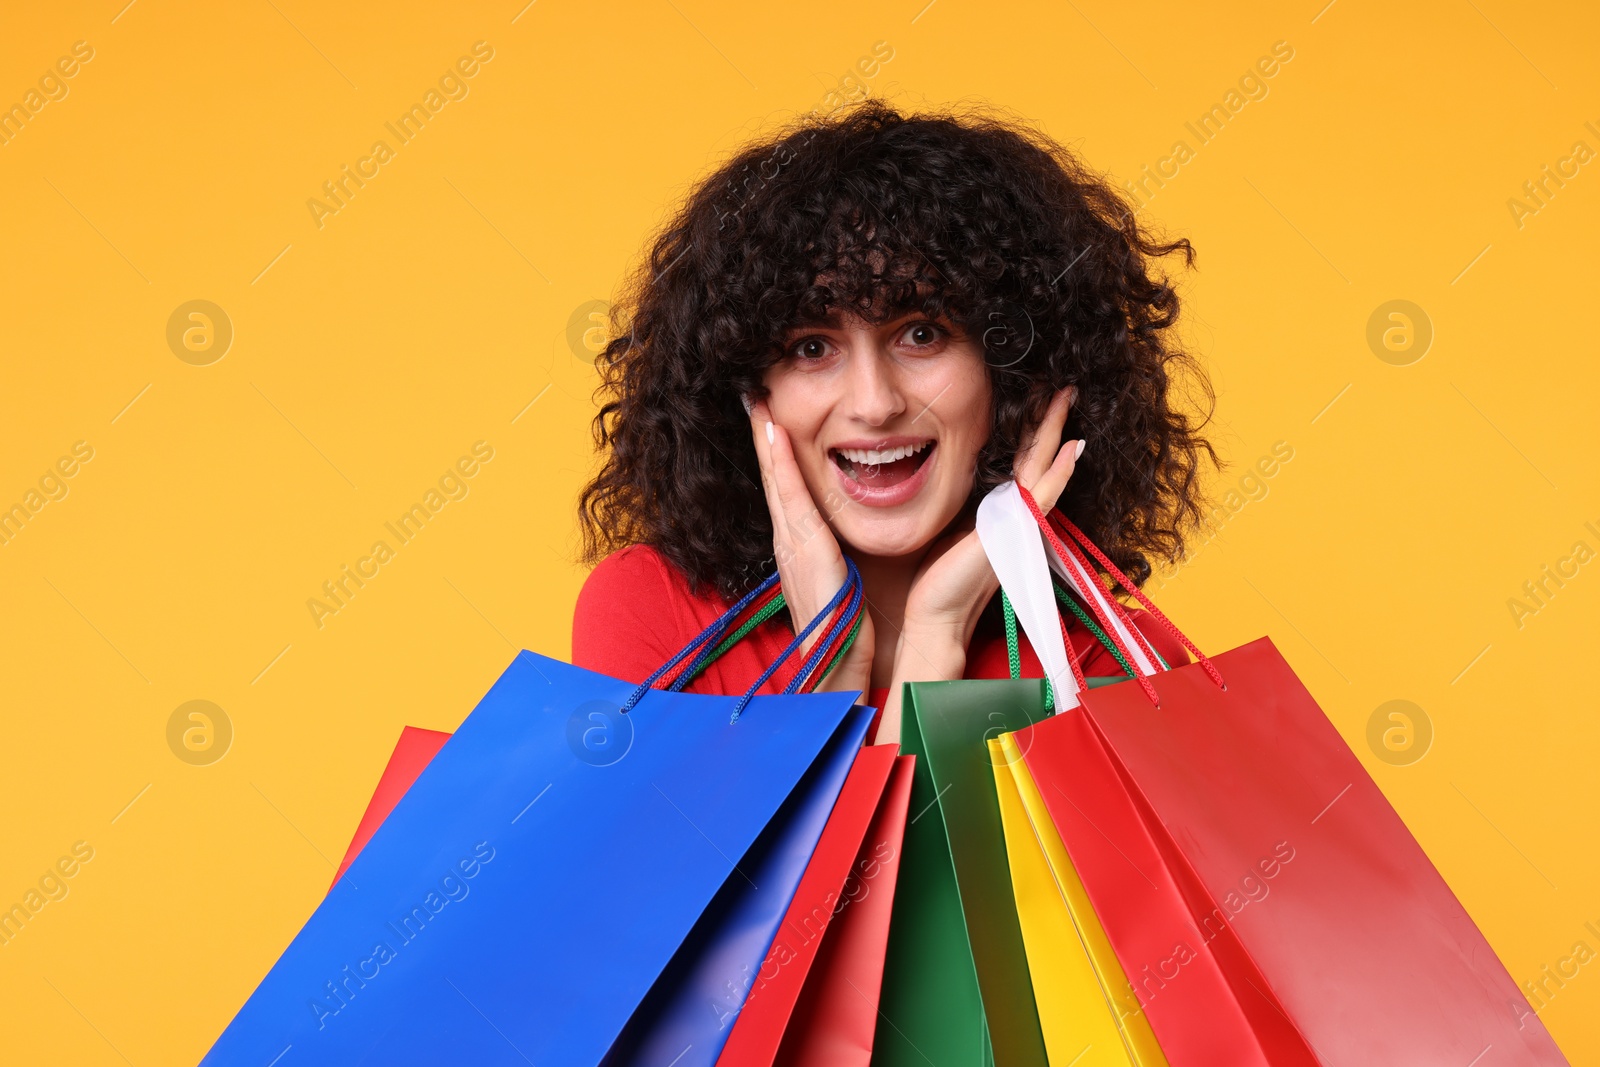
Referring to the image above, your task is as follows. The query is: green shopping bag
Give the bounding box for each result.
[871,676,1050,1067]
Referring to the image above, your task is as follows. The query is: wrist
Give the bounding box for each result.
[791,595,849,658]
[902,573,998,655]
[892,624,968,683]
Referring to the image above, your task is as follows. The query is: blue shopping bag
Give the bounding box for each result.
[604,698,870,1066]
[203,566,868,1066]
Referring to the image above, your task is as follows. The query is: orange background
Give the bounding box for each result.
[0,0,1595,1061]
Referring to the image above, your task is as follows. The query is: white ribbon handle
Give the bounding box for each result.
[976,483,1163,700]
[977,481,1083,708]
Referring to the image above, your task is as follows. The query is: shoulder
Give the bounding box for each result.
[576,543,681,603]
[572,545,689,678]
[573,544,756,683]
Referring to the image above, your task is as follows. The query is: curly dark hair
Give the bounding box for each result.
[579,98,1217,602]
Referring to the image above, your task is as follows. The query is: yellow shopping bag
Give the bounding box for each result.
[989,734,1167,1067]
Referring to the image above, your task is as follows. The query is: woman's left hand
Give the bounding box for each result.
[888,386,1084,686]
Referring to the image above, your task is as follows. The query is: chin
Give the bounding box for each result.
[832,513,948,560]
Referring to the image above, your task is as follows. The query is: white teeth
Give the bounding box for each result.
[836,441,930,466]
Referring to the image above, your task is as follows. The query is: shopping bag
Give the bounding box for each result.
[714,745,899,1065]
[604,705,873,1067]
[774,754,915,1067]
[872,678,1055,1067]
[330,726,449,887]
[333,736,890,1067]
[578,563,878,1067]
[989,731,1167,1067]
[980,480,1570,1065]
[325,729,876,1066]
[204,565,871,1067]
[874,579,1162,1066]
[976,576,1167,1063]
[329,735,884,1067]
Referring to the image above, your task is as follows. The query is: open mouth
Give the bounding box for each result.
[830,440,935,491]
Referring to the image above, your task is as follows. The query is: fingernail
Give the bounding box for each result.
[1075,439,1086,459]
[766,421,775,444]
[740,393,753,414]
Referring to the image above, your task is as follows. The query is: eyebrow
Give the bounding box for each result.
[786,311,841,331]
[785,307,928,333]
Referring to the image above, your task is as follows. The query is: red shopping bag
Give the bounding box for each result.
[775,754,914,1067]
[715,746,900,1065]
[330,725,449,887]
[980,482,1567,1066]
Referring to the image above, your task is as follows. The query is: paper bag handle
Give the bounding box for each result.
[620,557,865,719]
[1016,483,1227,697]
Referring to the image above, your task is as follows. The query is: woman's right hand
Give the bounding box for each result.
[748,399,874,698]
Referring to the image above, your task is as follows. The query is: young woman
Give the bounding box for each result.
[572,100,1216,744]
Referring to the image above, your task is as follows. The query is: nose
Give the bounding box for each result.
[843,334,907,426]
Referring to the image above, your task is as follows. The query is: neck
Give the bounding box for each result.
[851,548,930,690]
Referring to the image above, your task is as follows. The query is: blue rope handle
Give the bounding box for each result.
[781,559,864,697]
[664,588,783,695]
[730,556,862,723]
[619,569,781,714]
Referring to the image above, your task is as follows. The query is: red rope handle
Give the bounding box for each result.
[789,593,862,694]
[656,583,784,690]
[1047,500,1227,692]
[665,579,865,697]
[1017,486,1162,706]
[1055,594,1089,697]
[1045,514,1165,673]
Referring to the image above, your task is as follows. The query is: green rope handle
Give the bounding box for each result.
[1000,580,1170,699]
[1051,583,1139,678]
[1001,589,1023,679]
[676,592,789,686]
[676,590,862,692]
[817,611,863,683]
[1054,580,1171,672]
[781,606,863,693]
[1002,590,1055,711]
[685,576,1169,697]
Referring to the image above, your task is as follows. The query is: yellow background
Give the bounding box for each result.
[1,0,1595,1061]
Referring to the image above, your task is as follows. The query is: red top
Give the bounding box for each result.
[571,545,1190,727]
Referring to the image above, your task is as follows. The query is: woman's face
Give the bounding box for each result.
[762,310,993,559]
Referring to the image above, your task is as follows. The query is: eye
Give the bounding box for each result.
[898,320,946,349]
[788,335,834,361]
